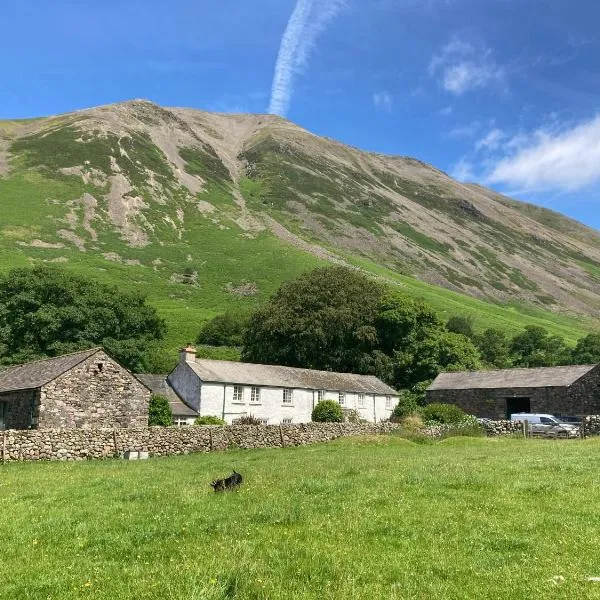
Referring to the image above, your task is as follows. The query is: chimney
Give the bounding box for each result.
[180,344,197,364]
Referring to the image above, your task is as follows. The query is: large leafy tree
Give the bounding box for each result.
[0,266,166,371]
[475,328,512,369]
[570,333,600,365]
[509,325,570,367]
[242,266,482,389]
[242,266,384,373]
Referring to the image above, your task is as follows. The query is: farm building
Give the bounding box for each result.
[426,364,600,419]
[0,348,150,430]
[166,346,399,425]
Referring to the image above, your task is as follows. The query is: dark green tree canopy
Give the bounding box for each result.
[197,310,250,347]
[242,266,384,373]
[446,315,476,339]
[0,266,166,371]
[148,394,173,426]
[570,333,600,365]
[509,325,570,368]
[475,328,511,369]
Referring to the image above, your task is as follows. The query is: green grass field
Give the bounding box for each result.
[3,436,600,599]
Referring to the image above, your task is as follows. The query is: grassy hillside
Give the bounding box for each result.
[1,100,599,362]
[3,435,600,599]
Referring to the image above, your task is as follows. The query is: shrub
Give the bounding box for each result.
[233,414,263,425]
[420,402,465,425]
[312,400,343,423]
[342,408,362,423]
[194,415,225,426]
[148,394,173,426]
[401,414,424,430]
[392,392,418,421]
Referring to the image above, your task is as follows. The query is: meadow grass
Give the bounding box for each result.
[2,436,600,599]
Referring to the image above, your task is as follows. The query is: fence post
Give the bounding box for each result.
[523,420,528,439]
[581,419,586,440]
[279,425,285,447]
[2,430,5,464]
[209,427,213,451]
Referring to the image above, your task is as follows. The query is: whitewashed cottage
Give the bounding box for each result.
[165,346,398,425]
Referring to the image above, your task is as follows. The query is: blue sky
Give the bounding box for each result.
[3,0,600,227]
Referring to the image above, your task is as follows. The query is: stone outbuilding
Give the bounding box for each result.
[426,364,600,419]
[166,346,399,425]
[0,348,150,430]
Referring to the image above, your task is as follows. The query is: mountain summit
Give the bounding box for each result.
[1,100,599,337]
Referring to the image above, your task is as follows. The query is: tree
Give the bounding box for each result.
[446,315,475,339]
[242,266,384,373]
[312,400,343,423]
[475,328,511,369]
[197,310,251,347]
[0,266,166,371]
[570,333,600,364]
[509,325,570,367]
[148,394,172,426]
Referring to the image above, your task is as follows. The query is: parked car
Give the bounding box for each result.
[510,413,579,438]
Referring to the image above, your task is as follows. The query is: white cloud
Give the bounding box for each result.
[451,158,475,182]
[446,121,481,139]
[486,115,600,192]
[268,0,346,117]
[373,91,393,112]
[475,128,505,152]
[429,38,504,95]
[437,105,453,117]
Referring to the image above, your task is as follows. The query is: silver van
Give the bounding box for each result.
[510,413,579,438]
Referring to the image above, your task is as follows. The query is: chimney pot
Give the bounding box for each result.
[180,344,197,364]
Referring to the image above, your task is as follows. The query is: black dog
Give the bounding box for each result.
[211,470,243,492]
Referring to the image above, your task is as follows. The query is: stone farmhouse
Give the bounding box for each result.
[161,346,398,425]
[427,364,600,419]
[0,348,150,430]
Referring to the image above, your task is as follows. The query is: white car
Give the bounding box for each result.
[510,413,579,438]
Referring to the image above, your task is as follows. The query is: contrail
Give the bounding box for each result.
[268,0,345,117]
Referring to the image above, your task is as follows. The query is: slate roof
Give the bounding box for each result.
[0,348,102,394]
[185,358,399,395]
[135,374,198,417]
[428,364,598,391]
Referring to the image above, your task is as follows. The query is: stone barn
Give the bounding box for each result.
[0,348,150,430]
[426,364,600,419]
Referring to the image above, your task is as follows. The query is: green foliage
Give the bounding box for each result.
[509,325,570,367]
[195,345,242,361]
[475,328,512,369]
[312,400,344,423]
[420,402,466,425]
[243,266,384,372]
[570,333,600,364]
[194,415,226,426]
[392,381,432,420]
[197,310,251,347]
[148,394,173,426]
[0,266,166,371]
[233,414,263,425]
[446,315,476,339]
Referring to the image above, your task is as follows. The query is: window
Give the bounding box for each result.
[282,418,292,424]
[358,393,365,408]
[233,385,244,403]
[250,387,261,403]
[386,396,392,409]
[259,418,268,425]
[173,417,190,427]
[317,390,325,402]
[283,389,293,404]
[338,392,345,406]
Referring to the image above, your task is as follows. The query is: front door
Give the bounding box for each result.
[0,402,5,430]
[505,397,531,419]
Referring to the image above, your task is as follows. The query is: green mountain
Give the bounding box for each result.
[1,99,598,355]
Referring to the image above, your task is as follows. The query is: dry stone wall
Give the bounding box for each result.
[0,418,556,463]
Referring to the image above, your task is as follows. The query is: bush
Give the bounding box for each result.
[312,400,343,423]
[392,393,418,421]
[148,394,173,426]
[194,415,225,426]
[232,414,263,425]
[420,402,465,425]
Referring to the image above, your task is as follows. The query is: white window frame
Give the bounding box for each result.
[250,386,261,404]
[358,393,365,408]
[173,417,190,427]
[386,396,392,409]
[282,388,293,405]
[338,392,346,406]
[282,418,292,424]
[233,385,244,404]
[259,418,268,425]
[317,390,325,402]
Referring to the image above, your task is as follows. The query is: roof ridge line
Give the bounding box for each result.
[0,347,102,370]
